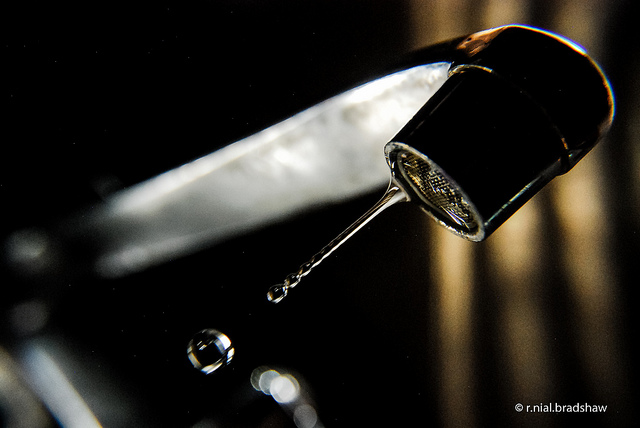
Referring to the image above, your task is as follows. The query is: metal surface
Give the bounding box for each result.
[2,2,638,427]
[74,63,449,277]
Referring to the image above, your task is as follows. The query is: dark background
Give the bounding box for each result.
[2,1,638,427]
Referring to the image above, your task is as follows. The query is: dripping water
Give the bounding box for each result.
[267,184,408,303]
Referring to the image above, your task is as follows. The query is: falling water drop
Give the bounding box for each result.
[268,185,407,303]
[187,329,235,374]
[266,284,288,303]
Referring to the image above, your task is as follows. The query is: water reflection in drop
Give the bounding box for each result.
[187,329,235,374]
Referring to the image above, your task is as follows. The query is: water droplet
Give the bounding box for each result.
[267,284,288,303]
[187,329,234,374]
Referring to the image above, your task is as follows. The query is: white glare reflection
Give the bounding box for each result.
[293,403,319,428]
[250,366,323,427]
[270,374,300,404]
[83,63,449,277]
[256,369,281,395]
[21,343,102,428]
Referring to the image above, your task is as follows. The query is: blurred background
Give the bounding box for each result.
[2,0,638,427]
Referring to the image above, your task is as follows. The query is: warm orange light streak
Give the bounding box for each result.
[630,101,640,219]
[478,5,557,422]
[409,1,627,424]
[486,198,555,417]
[553,0,612,55]
[430,224,477,428]
[551,0,627,405]
[409,0,474,51]
[408,4,478,426]
[550,154,626,402]
[482,0,530,28]
[410,3,480,426]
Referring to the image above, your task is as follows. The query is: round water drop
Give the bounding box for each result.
[187,329,235,374]
[266,284,288,303]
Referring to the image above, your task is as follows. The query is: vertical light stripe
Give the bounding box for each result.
[486,199,554,414]
[479,1,555,418]
[408,0,474,50]
[550,154,625,401]
[629,100,640,216]
[430,224,477,428]
[409,3,480,426]
[408,1,626,424]
[552,0,611,54]
[550,0,626,404]
[481,0,530,28]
